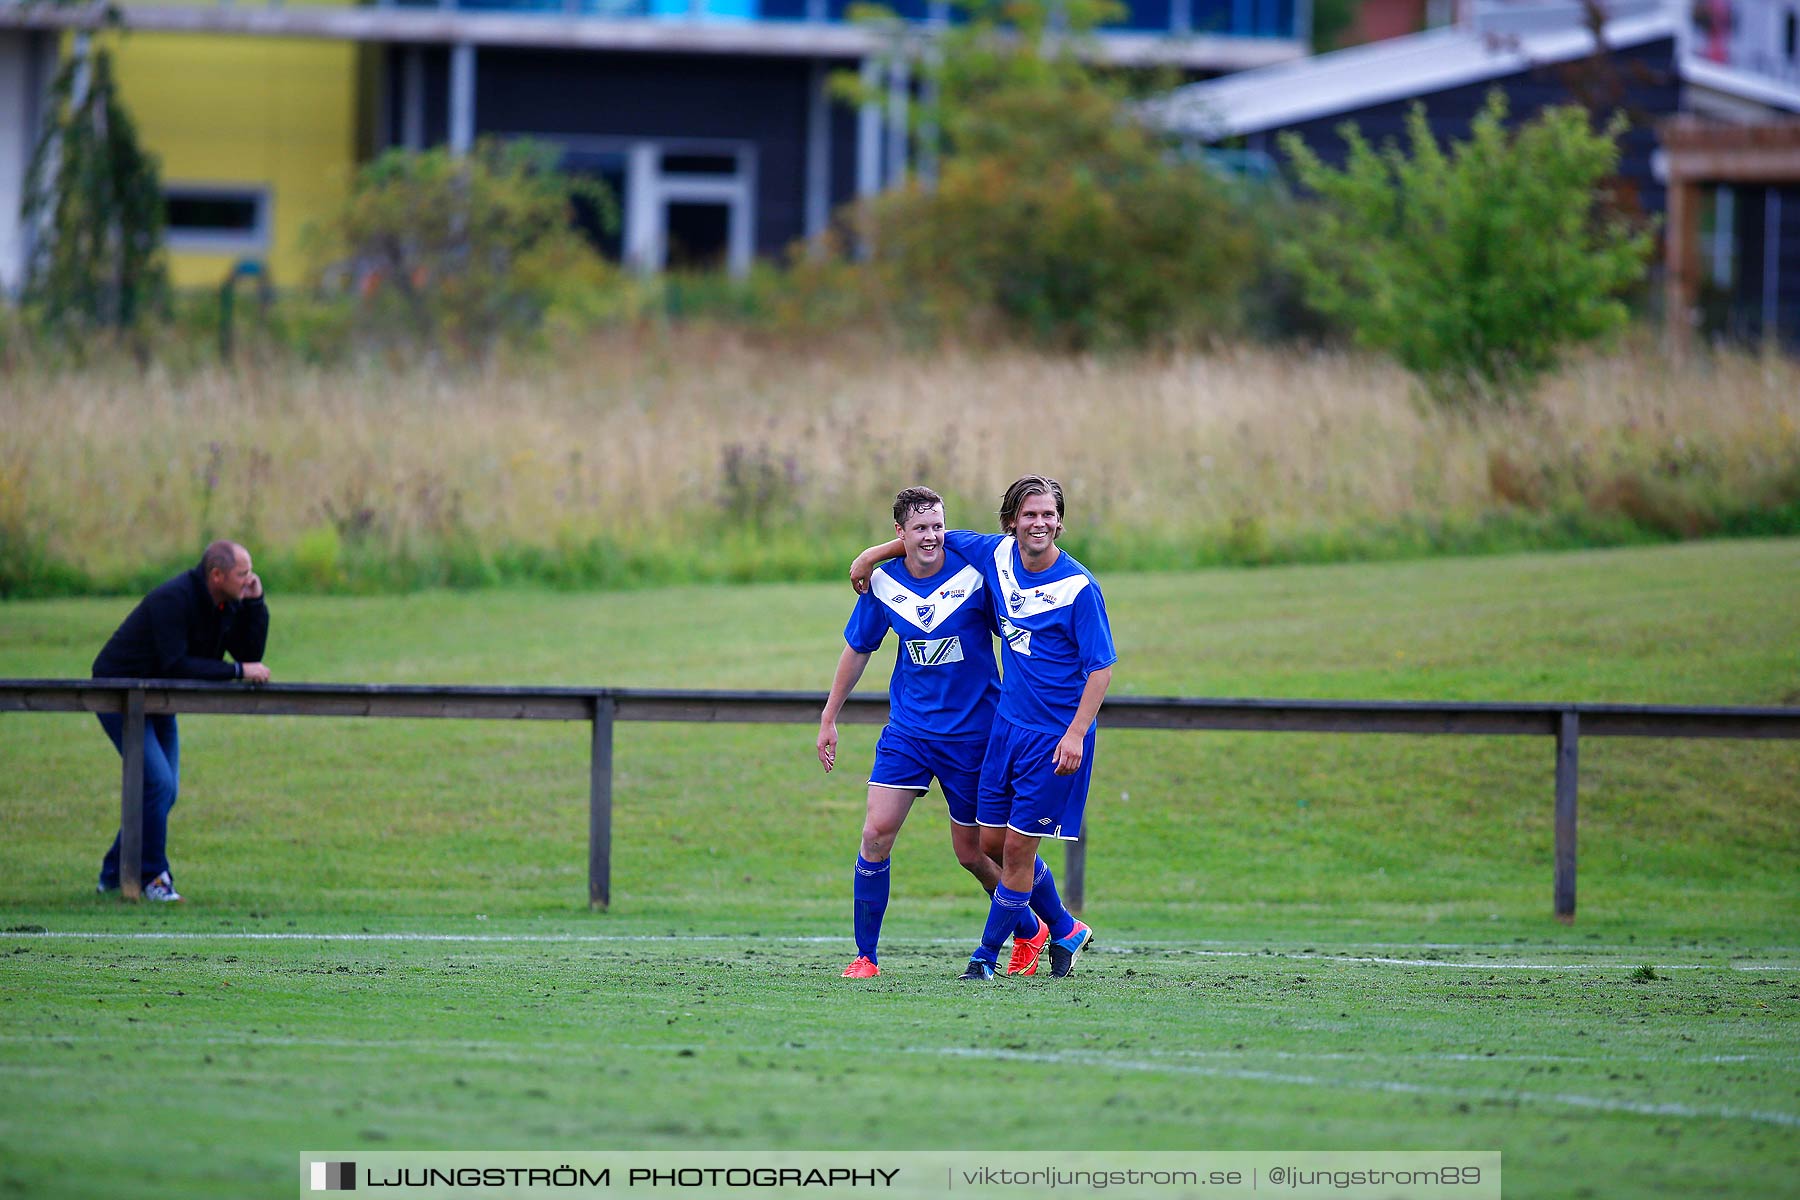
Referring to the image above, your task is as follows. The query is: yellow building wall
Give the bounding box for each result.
[101,16,359,290]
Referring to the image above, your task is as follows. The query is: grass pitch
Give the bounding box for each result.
[2,923,1795,1199]
[1,540,1797,1197]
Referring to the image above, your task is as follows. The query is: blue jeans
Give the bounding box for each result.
[96,712,179,888]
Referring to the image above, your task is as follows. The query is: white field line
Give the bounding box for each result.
[1202,954,1800,972]
[1,1030,1791,1130]
[14,930,1795,953]
[921,1046,1800,1130]
[1,1031,1785,1070]
[1129,941,1800,953]
[7,930,1797,970]
[9,931,843,943]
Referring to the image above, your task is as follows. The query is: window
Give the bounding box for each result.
[661,153,738,175]
[537,136,756,277]
[163,186,270,253]
[664,202,732,271]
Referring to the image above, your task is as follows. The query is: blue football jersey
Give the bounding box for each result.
[843,552,1000,740]
[945,530,1117,737]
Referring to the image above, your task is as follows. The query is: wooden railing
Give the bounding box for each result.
[5,679,1797,920]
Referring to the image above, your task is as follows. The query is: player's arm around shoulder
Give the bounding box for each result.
[849,539,903,594]
[943,529,1003,559]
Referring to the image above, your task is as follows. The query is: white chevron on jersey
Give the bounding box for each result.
[870,563,984,632]
[992,539,1091,620]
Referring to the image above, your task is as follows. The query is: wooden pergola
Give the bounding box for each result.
[1661,117,1800,351]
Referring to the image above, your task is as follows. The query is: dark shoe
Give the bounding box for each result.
[1049,921,1093,978]
[958,958,998,981]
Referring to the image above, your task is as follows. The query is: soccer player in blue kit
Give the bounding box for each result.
[852,475,1115,980]
[819,487,1042,978]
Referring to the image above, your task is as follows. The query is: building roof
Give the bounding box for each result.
[0,2,1303,70]
[1148,6,1677,137]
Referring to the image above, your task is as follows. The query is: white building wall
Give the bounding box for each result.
[0,31,51,296]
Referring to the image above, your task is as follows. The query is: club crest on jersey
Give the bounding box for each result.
[1008,590,1024,613]
[915,604,936,628]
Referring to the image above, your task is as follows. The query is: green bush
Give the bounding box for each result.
[290,524,345,591]
[1280,91,1654,404]
[1230,176,1348,344]
[159,286,358,369]
[307,139,622,360]
[824,0,1257,349]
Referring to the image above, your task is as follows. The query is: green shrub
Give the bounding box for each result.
[827,0,1257,349]
[290,524,344,591]
[1231,177,1348,345]
[307,140,622,361]
[1280,91,1654,404]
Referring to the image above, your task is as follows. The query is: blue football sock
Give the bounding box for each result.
[853,855,891,963]
[1030,856,1077,941]
[977,884,1034,960]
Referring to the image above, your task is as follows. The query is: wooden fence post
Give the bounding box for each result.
[120,687,145,902]
[1064,822,1087,914]
[1554,710,1580,924]
[589,693,616,911]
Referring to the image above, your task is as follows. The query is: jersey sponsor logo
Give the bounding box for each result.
[999,618,1032,657]
[916,604,936,628]
[938,587,967,600]
[905,636,965,666]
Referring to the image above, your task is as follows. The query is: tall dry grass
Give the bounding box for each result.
[4,330,1798,593]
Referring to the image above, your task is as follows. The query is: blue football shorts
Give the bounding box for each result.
[867,724,987,826]
[976,717,1095,841]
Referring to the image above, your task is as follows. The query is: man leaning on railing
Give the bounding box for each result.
[91,540,271,903]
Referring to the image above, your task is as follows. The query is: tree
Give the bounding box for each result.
[21,23,170,348]
[1280,91,1654,404]
[838,0,1257,349]
[311,139,618,359]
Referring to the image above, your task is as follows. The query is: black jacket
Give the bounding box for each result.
[91,564,269,681]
